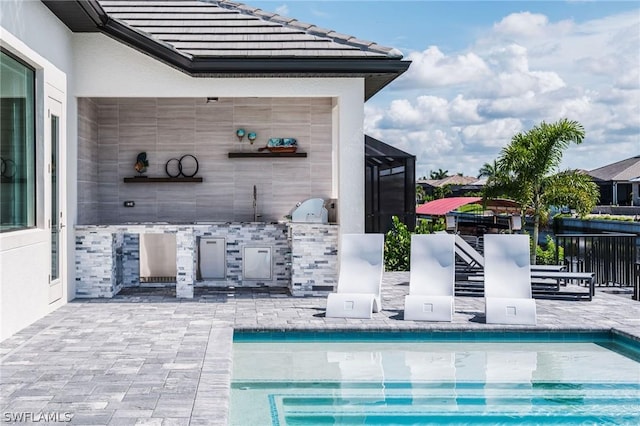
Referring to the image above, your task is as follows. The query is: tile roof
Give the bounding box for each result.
[98,0,402,59]
[42,0,411,99]
[418,176,482,187]
[416,197,521,216]
[416,197,483,216]
[588,155,640,181]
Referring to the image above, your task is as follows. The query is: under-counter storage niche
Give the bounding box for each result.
[139,233,177,283]
[243,246,272,280]
[198,237,226,280]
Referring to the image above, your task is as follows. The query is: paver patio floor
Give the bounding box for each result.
[1,272,639,425]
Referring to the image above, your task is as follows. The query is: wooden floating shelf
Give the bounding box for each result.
[228,152,307,158]
[124,177,203,183]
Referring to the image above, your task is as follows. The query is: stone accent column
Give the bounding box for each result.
[122,233,140,287]
[176,227,195,298]
[75,227,121,298]
[289,223,338,296]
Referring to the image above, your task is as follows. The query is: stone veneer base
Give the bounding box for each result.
[289,223,338,296]
[75,222,339,298]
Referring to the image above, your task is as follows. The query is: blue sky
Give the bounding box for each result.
[249,1,640,178]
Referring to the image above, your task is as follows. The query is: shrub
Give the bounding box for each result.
[415,217,445,234]
[587,214,634,222]
[384,216,412,271]
[384,216,446,271]
[535,235,564,265]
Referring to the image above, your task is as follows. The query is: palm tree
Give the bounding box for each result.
[484,118,599,264]
[434,184,452,199]
[478,160,498,180]
[415,184,426,204]
[430,168,448,180]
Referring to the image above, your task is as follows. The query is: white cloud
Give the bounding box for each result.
[274,4,289,17]
[375,96,451,129]
[449,95,482,124]
[461,118,524,149]
[400,46,491,88]
[549,95,594,122]
[310,7,330,19]
[616,68,640,91]
[486,10,640,91]
[487,43,528,73]
[367,10,640,176]
[386,98,429,127]
[492,12,573,38]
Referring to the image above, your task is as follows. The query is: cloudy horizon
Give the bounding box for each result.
[249,1,639,178]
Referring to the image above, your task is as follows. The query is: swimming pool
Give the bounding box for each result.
[231,331,640,425]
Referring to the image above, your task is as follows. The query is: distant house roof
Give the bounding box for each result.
[418,175,482,188]
[416,197,521,216]
[416,197,482,216]
[42,0,411,100]
[588,155,640,182]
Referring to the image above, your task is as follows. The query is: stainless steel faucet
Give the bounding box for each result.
[253,185,258,221]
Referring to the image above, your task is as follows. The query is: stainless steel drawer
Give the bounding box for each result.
[198,237,226,280]
[243,246,272,280]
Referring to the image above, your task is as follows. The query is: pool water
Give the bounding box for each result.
[230,332,640,425]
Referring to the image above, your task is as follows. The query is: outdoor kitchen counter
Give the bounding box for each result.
[75,222,339,299]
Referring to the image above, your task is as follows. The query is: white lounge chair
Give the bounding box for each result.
[452,233,484,269]
[404,233,455,321]
[484,234,537,325]
[442,231,565,273]
[325,233,384,319]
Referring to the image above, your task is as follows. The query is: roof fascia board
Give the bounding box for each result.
[42,0,107,31]
[77,0,108,26]
[188,58,411,75]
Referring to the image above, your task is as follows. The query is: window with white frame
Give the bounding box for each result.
[0,49,35,232]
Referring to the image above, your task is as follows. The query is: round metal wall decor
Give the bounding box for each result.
[179,154,199,177]
[165,155,199,178]
[165,158,181,178]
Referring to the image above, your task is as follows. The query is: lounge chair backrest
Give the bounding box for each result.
[410,234,455,296]
[484,234,531,299]
[337,233,384,295]
[454,234,484,267]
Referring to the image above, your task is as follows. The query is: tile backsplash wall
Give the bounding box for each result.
[77,97,333,224]
[77,98,99,224]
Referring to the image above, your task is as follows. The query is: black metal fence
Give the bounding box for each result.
[554,233,638,292]
[635,261,640,301]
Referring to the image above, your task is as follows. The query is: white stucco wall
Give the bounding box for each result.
[1,0,75,341]
[0,4,367,340]
[73,33,365,233]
